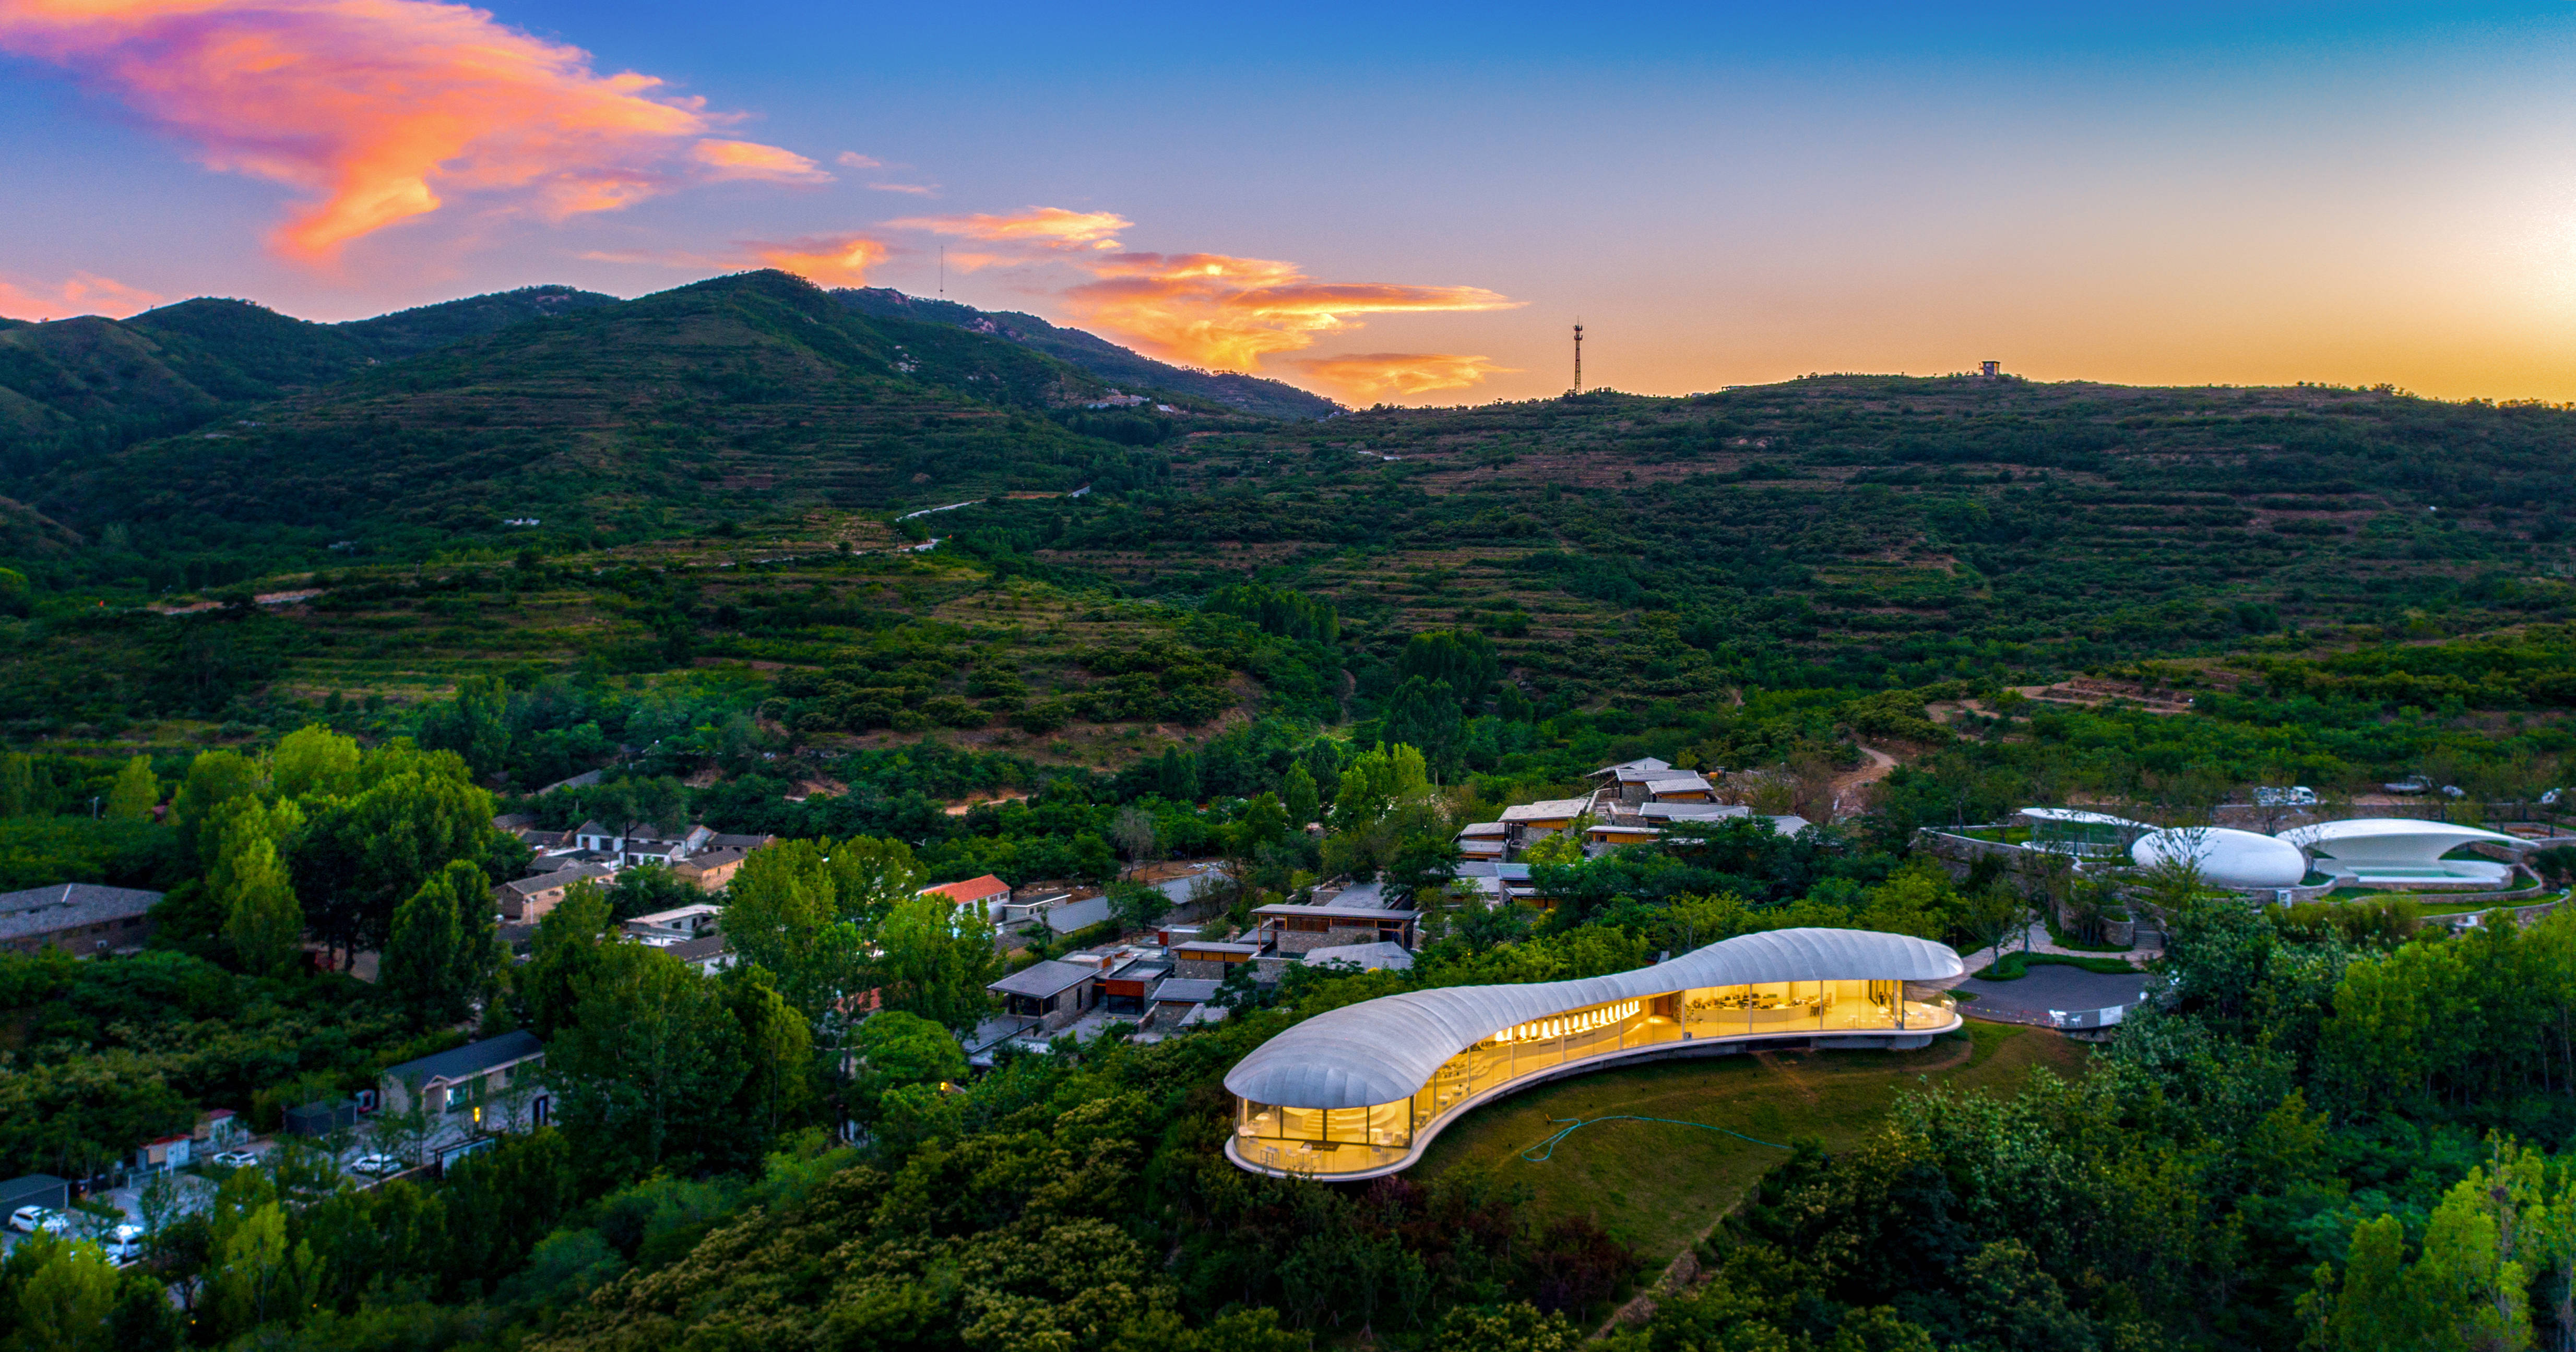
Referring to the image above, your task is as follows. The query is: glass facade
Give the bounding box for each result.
[1232,979,1957,1177]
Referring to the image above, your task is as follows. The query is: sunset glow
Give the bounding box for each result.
[0,0,822,259]
[5,3,2575,403]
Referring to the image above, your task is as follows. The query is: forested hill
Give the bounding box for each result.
[0,284,618,475]
[18,270,1246,565]
[836,286,1345,421]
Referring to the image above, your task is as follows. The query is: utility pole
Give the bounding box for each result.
[1572,320,1584,394]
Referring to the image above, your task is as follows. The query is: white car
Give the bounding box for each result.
[7,1206,66,1235]
[209,1150,259,1169]
[349,1153,405,1176]
[2252,786,2317,808]
[104,1223,144,1264]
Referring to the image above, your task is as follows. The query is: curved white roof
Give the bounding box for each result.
[2131,827,2306,889]
[2277,818,2524,866]
[1223,927,1963,1109]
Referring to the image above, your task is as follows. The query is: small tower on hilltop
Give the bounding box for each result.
[1980,360,2000,378]
[1573,321,1585,394]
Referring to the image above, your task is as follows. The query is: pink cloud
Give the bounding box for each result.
[0,0,826,261]
[867,182,940,196]
[0,270,165,320]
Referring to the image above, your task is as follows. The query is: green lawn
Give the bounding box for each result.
[1409,1024,2090,1263]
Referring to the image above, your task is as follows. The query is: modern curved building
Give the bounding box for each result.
[2277,818,2525,889]
[2130,827,2308,890]
[1223,928,1963,1181]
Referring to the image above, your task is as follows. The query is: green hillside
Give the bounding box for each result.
[0,284,620,477]
[836,285,1346,420]
[20,271,1256,571]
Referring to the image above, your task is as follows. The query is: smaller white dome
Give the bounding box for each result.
[2131,827,2307,890]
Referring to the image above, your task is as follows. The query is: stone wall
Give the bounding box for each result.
[1271,927,1384,955]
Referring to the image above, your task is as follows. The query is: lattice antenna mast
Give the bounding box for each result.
[1573,320,1584,394]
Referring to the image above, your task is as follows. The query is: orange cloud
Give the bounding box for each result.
[693,139,828,184]
[0,270,164,320]
[882,207,1130,248]
[747,233,891,288]
[0,0,825,260]
[1060,251,1520,370]
[1287,352,1516,399]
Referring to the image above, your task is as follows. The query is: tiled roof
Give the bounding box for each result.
[383,1030,544,1087]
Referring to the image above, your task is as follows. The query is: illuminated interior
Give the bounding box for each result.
[1231,978,1955,1178]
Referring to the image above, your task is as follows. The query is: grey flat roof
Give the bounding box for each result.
[1302,941,1415,972]
[1253,903,1417,922]
[1045,895,1113,934]
[1153,977,1224,1003]
[385,1030,544,1087]
[0,883,163,944]
[1500,798,1591,822]
[988,959,1101,999]
[1225,928,1964,1109]
[1326,881,1388,910]
[1175,940,1262,955]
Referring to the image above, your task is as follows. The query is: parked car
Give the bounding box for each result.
[2440,784,2467,799]
[208,1150,259,1169]
[2385,774,2432,795]
[2253,786,2318,807]
[349,1153,405,1176]
[7,1206,66,1235]
[103,1222,144,1264]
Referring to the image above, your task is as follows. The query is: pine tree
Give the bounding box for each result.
[102,755,158,821]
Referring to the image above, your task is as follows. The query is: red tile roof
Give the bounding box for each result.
[920,874,1011,905]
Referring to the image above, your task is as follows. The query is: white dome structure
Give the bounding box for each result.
[2130,827,2307,890]
[2277,818,2523,889]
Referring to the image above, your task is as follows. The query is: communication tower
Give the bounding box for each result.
[1573,321,1584,394]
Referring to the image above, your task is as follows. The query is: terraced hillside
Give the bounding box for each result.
[1008,378,2576,691]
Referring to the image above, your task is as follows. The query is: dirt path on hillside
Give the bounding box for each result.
[1830,745,1898,816]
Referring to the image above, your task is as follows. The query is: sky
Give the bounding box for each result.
[5,1,2576,404]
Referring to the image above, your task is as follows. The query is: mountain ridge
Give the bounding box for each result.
[834,286,1344,421]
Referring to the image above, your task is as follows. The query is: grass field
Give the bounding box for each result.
[1409,1024,2091,1263]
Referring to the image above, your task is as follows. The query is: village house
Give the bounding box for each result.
[919,874,1013,919]
[381,1031,549,1131]
[986,959,1105,1028]
[1643,773,1716,803]
[1454,821,1509,859]
[572,820,716,866]
[1499,797,1592,849]
[0,883,162,957]
[1170,938,1262,980]
[495,863,618,922]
